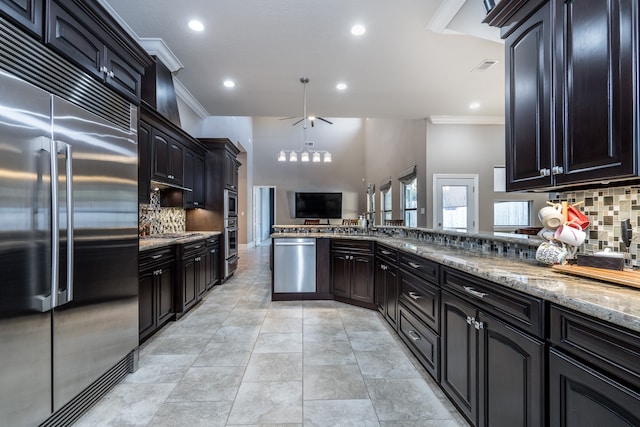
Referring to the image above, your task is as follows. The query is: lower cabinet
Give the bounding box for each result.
[440,267,546,427]
[205,235,221,291]
[398,304,439,380]
[176,239,207,318]
[549,305,640,426]
[330,240,374,306]
[138,247,175,342]
[375,244,399,328]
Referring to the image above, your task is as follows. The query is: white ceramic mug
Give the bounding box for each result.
[536,241,569,265]
[537,228,556,241]
[538,205,564,229]
[554,223,586,246]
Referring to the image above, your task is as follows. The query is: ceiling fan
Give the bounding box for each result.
[281,77,333,127]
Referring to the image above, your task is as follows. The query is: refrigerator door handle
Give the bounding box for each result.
[49,138,60,309]
[57,142,74,305]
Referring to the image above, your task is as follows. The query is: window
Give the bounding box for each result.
[399,165,417,227]
[403,177,417,227]
[380,179,392,222]
[433,174,478,233]
[494,200,532,229]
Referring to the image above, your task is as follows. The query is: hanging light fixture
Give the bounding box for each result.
[277,77,332,163]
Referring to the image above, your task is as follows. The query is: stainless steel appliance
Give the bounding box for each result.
[273,238,317,293]
[224,216,239,277]
[0,66,139,426]
[224,188,238,217]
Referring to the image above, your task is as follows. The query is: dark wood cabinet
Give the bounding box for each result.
[45,0,146,103]
[375,244,399,328]
[138,121,151,203]
[176,239,206,319]
[151,128,184,185]
[330,240,375,306]
[487,0,640,190]
[184,149,205,208]
[205,236,221,290]
[0,0,43,37]
[224,150,239,190]
[196,138,240,213]
[440,267,545,427]
[399,304,440,381]
[549,348,640,427]
[138,247,175,342]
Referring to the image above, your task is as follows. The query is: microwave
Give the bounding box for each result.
[224,189,238,217]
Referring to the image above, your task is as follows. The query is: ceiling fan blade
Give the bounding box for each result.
[311,120,315,127]
[292,119,304,126]
[317,117,333,125]
[280,116,298,120]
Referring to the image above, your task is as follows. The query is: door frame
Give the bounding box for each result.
[253,185,276,246]
[432,174,479,233]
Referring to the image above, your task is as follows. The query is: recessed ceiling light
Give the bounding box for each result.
[188,20,204,32]
[351,24,366,36]
[336,82,347,90]
[223,80,235,88]
[469,102,481,109]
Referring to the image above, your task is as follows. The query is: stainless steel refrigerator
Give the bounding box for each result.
[0,69,139,426]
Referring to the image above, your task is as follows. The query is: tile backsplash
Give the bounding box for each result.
[556,185,640,267]
[139,191,186,235]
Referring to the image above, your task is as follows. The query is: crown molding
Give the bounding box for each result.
[173,77,210,119]
[138,38,184,73]
[426,0,466,33]
[428,115,505,125]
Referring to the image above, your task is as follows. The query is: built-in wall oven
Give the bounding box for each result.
[224,216,238,278]
[224,189,238,217]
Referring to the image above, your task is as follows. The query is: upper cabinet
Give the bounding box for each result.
[184,149,205,208]
[0,0,43,37]
[151,128,184,185]
[486,0,639,191]
[45,0,150,103]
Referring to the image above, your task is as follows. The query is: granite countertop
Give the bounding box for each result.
[272,232,640,333]
[139,231,222,252]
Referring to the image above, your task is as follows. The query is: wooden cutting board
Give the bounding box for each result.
[552,264,640,289]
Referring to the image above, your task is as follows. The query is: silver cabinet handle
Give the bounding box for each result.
[151,254,163,260]
[108,70,115,78]
[407,330,421,341]
[466,315,475,325]
[194,245,202,249]
[552,165,564,175]
[193,202,199,206]
[474,321,485,330]
[408,291,422,301]
[381,250,392,255]
[195,257,201,262]
[407,261,421,269]
[539,168,551,177]
[463,286,489,299]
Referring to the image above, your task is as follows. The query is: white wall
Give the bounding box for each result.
[426,122,549,231]
[253,117,366,224]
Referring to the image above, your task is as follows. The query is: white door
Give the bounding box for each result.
[253,186,276,246]
[433,175,478,233]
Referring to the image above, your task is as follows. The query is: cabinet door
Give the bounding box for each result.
[549,348,640,427]
[138,121,151,203]
[169,140,184,184]
[184,150,205,208]
[138,270,156,341]
[0,0,42,37]
[350,254,374,303]
[554,0,637,185]
[478,311,545,427]
[330,252,351,298]
[206,244,220,289]
[504,2,553,190]
[157,265,174,324]
[182,258,197,308]
[441,291,478,424]
[46,0,104,80]
[374,259,386,316]
[196,254,207,298]
[151,130,170,181]
[104,47,141,102]
[384,264,399,328]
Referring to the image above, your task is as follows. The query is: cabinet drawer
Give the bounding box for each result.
[139,247,173,270]
[181,239,206,258]
[399,252,438,283]
[442,267,544,338]
[399,270,440,332]
[206,236,220,246]
[399,305,439,381]
[550,305,640,389]
[331,239,373,253]
[376,243,398,264]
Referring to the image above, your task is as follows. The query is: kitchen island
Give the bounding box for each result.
[271,225,640,427]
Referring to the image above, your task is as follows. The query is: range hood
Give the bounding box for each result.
[150,179,192,192]
[142,56,181,127]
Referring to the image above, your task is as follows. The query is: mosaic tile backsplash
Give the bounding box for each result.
[139,191,186,235]
[556,185,640,267]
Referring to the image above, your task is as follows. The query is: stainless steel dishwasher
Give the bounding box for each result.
[273,238,316,292]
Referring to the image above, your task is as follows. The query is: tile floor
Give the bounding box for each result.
[74,245,469,427]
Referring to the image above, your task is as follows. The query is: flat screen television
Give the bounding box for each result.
[295,192,342,219]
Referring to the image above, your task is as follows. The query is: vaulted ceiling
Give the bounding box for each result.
[102,0,504,121]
